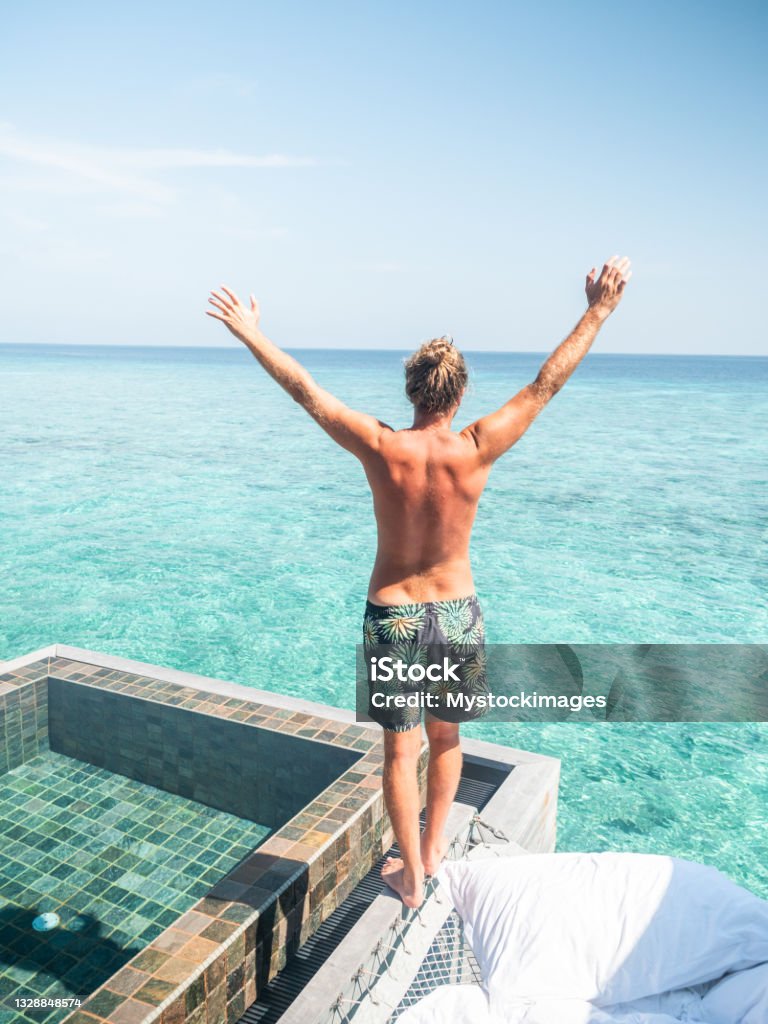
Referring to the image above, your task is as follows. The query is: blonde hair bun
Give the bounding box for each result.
[404,336,468,414]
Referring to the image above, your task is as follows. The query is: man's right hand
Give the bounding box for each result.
[206,286,263,347]
[585,255,632,319]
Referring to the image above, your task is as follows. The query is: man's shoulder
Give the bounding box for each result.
[378,426,480,462]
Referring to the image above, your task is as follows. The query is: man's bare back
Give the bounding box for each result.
[363,424,490,604]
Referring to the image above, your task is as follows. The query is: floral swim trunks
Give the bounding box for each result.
[362,594,490,732]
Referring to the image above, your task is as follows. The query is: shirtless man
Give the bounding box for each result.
[206,255,632,907]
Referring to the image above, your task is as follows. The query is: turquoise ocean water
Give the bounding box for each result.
[1,344,766,895]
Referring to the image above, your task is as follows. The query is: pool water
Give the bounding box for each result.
[0,751,269,1022]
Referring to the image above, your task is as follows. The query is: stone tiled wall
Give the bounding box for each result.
[48,677,361,829]
[0,662,49,774]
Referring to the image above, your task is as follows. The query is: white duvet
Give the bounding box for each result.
[398,853,768,1024]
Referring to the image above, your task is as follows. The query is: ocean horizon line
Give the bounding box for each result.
[1,341,765,360]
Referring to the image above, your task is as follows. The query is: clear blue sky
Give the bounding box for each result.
[1,1,766,353]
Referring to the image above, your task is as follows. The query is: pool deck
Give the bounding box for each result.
[1,646,560,1024]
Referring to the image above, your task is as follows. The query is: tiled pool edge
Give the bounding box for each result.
[0,657,49,773]
[0,651,421,1024]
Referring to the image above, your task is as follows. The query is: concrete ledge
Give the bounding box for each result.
[462,733,559,768]
[0,644,56,675]
[467,757,560,855]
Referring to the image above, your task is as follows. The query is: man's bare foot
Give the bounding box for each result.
[381,861,424,908]
[420,835,450,877]
[382,834,450,881]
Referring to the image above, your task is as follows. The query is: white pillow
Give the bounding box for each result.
[700,962,768,1023]
[437,853,768,1013]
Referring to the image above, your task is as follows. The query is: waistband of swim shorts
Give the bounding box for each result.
[364,593,480,616]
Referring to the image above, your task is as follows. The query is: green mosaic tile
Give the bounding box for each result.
[0,749,271,1023]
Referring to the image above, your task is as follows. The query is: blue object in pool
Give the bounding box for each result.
[32,912,60,932]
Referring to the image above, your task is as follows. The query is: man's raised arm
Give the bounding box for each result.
[462,255,632,463]
[206,286,390,459]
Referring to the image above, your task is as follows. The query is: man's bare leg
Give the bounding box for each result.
[380,725,425,908]
[420,718,461,875]
[383,718,461,881]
